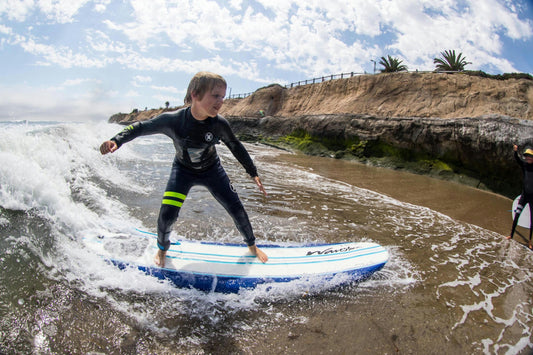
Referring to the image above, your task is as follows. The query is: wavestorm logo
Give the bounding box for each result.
[306,246,357,256]
[205,132,214,142]
[229,181,237,193]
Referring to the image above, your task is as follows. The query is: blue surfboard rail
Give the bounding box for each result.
[109,259,387,293]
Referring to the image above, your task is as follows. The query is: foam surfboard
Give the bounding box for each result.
[83,229,389,293]
[512,196,531,228]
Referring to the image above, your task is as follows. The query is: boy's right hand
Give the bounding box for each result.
[100,140,118,155]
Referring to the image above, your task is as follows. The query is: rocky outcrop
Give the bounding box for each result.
[227,113,532,196]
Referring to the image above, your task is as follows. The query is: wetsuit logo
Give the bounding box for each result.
[205,132,214,142]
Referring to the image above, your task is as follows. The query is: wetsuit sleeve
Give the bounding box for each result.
[217,116,258,177]
[110,112,177,148]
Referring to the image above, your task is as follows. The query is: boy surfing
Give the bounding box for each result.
[100,72,268,266]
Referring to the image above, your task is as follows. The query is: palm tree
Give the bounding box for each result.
[379,55,408,73]
[433,50,471,71]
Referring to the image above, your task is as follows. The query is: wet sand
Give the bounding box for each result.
[247,151,533,355]
[279,152,530,247]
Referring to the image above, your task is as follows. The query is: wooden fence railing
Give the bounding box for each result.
[227,71,367,99]
[227,70,445,99]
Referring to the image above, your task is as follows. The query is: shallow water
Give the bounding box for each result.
[0,121,531,354]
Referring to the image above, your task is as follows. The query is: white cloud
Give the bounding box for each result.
[93,0,110,13]
[6,0,529,76]
[86,29,128,54]
[20,36,109,68]
[37,0,90,24]
[471,0,532,39]
[228,0,243,10]
[0,0,532,122]
[0,0,89,24]
[0,0,34,21]
[369,0,532,70]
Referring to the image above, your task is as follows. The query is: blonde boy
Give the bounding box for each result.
[100,72,268,266]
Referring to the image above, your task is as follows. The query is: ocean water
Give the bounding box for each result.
[0,120,532,354]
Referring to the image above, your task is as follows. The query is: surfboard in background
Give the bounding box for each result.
[83,229,389,293]
[512,196,531,229]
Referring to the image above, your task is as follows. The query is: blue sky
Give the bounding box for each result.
[0,0,532,122]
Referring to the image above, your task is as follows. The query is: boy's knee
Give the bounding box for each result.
[158,204,180,225]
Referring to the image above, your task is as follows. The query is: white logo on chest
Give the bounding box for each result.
[205,132,214,142]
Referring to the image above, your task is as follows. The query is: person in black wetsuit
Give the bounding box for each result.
[506,145,533,249]
[100,72,268,266]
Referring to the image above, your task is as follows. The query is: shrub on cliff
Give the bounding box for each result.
[462,71,533,81]
[379,55,408,73]
[434,50,471,71]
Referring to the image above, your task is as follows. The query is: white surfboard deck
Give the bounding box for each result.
[512,196,531,229]
[83,229,389,293]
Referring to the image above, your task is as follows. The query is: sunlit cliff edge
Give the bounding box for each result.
[109,72,533,197]
[220,72,533,119]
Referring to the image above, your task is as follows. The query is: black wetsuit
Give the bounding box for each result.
[509,151,533,241]
[110,107,258,250]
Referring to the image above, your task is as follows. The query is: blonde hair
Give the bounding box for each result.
[184,72,227,105]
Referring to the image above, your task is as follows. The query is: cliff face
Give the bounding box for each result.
[220,72,533,120]
[228,113,532,196]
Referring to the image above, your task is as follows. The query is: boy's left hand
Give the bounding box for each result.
[254,176,267,197]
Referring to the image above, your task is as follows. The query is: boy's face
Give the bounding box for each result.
[526,155,533,164]
[191,84,226,120]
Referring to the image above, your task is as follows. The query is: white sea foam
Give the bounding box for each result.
[0,122,147,232]
[2,121,531,352]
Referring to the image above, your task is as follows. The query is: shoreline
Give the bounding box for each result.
[273,152,533,248]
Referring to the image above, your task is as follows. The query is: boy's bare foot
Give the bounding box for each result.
[248,245,268,263]
[529,243,532,250]
[154,249,166,267]
[506,235,513,240]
